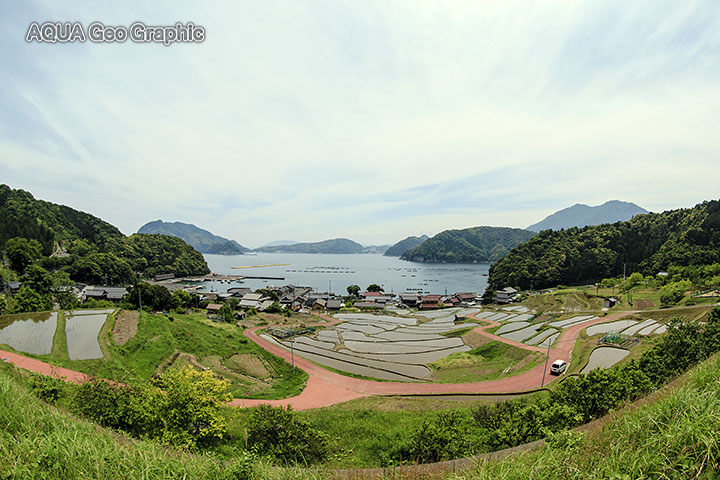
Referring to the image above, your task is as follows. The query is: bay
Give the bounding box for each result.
[202,253,489,295]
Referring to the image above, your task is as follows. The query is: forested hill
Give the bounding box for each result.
[0,184,123,255]
[400,227,535,263]
[490,199,720,290]
[0,185,209,283]
[527,200,648,232]
[384,235,429,257]
[254,238,364,254]
[138,220,249,255]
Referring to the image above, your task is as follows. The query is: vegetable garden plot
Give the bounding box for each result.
[0,312,57,355]
[65,313,108,360]
[585,320,638,337]
[581,347,629,373]
[622,319,658,336]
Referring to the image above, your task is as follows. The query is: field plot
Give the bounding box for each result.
[65,312,109,360]
[581,347,630,373]
[0,312,57,354]
[264,310,479,381]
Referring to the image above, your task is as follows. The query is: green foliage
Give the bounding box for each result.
[11,285,52,313]
[490,199,720,289]
[123,283,172,311]
[72,366,231,449]
[255,288,279,302]
[401,226,535,263]
[263,301,283,314]
[366,284,384,292]
[659,280,691,306]
[346,284,360,297]
[0,185,210,284]
[30,373,66,404]
[3,237,43,274]
[402,410,475,463]
[246,404,331,464]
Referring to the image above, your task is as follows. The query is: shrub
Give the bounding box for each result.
[245,404,331,464]
[403,410,475,463]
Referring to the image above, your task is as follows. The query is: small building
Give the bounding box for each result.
[227,287,251,297]
[420,295,442,310]
[311,298,327,310]
[362,291,383,298]
[455,292,477,305]
[326,299,343,310]
[495,287,518,304]
[206,303,223,314]
[399,293,419,307]
[604,297,618,309]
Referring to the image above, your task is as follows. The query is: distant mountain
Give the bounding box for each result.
[360,244,392,255]
[259,240,300,248]
[527,200,649,232]
[384,235,429,257]
[254,238,365,254]
[401,227,535,263]
[137,220,249,255]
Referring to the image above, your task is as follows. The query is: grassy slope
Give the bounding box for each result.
[452,353,720,480]
[17,310,307,400]
[1,351,719,478]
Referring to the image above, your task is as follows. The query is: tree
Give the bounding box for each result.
[255,288,279,302]
[346,284,361,297]
[367,284,384,293]
[11,285,52,313]
[22,265,53,296]
[123,283,172,311]
[4,237,43,274]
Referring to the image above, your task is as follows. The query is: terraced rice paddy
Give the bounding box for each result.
[0,312,58,354]
[581,347,630,373]
[264,309,479,381]
[65,309,113,360]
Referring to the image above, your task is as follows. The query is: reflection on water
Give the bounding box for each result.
[0,312,57,354]
[66,313,107,360]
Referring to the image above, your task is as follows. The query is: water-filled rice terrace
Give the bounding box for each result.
[261,309,481,381]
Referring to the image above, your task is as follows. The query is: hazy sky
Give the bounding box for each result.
[1,1,719,248]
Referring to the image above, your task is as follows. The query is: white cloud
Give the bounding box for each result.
[1,0,719,246]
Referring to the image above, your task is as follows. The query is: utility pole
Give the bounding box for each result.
[136,272,142,318]
[291,334,295,375]
[541,338,551,387]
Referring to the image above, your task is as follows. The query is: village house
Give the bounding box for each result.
[495,287,518,304]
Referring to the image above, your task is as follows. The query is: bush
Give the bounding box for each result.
[30,374,65,404]
[403,410,475,463]
[71,366,231,449]
[245,404,331,464]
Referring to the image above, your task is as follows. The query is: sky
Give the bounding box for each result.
[1,1,719,248]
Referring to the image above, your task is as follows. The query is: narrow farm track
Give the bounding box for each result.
[0,310,635,411]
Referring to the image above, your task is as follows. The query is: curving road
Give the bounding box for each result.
[1,310,634,411]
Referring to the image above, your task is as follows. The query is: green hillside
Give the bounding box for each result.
[0,185,209,283]
[384,234,429,257]
[138,220,249,255]
[401,227,535,263]
[490,199,720,290]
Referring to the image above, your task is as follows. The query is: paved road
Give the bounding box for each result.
[1,310,634,411]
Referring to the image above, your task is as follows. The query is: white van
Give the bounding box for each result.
[550,359,567,375]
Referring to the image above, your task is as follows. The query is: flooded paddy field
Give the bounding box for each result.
[65,310,113,360]
[0,312,57,354]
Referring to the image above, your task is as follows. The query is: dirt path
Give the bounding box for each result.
[1,310,634,411]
